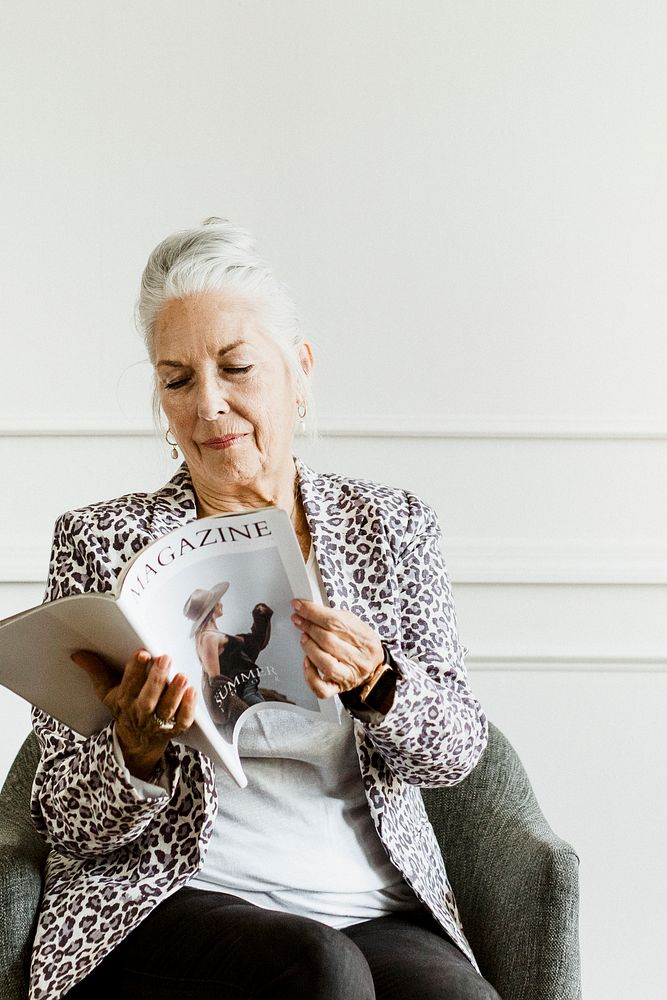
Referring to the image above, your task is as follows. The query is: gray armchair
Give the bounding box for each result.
[0,724,581,1000]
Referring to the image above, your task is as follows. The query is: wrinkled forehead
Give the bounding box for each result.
[153,291,275,364]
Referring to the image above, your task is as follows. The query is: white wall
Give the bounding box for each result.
[1,3,665,997]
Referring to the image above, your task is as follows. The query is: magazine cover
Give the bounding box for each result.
[116,507,341,785]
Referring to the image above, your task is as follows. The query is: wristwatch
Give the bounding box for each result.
[340,646,398,715]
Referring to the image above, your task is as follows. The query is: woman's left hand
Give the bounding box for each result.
[291,599,384,699]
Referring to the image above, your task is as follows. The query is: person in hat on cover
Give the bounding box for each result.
[183,582,274,738]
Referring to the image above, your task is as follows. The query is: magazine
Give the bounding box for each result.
[0,507,341,787]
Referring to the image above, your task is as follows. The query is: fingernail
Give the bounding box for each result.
[292,614,303,626]
[292,600,302,610]
[137,650,151,663]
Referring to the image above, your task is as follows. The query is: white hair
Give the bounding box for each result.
[136,217,315,434]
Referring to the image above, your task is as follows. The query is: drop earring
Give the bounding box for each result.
[297,401,307,434]
[165,428,179,460]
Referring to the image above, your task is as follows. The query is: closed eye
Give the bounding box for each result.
[164,377,190,390]
[164,365,253,390]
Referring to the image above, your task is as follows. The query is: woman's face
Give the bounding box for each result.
[154,291,308,494]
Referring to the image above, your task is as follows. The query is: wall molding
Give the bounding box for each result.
[1,414,666,440]
[467,654,666,671]
[445,540,667,585]
[3,538,666,585]
[310,416,667,441]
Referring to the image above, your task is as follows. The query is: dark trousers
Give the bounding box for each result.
[66,886,501,1000]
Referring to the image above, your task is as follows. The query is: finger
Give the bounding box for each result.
[154,673,189,723]
[293,610,383,678]
[135,655,172,716]
[291,600,353,632]
[303,655,339,700]
[71,650,119,702]
[173,686,197,731]
[294,618,368,665]
[299,634,360,687]
[117,649,154,702]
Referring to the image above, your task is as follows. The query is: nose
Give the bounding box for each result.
[196,373,231,421]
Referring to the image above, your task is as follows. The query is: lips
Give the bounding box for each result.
[201,434,249,449]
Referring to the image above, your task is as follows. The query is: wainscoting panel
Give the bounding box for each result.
[1,427,664,1000]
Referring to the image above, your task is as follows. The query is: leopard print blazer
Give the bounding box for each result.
[28,457,489,999]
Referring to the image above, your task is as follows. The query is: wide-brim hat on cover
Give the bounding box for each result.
[183,581,230,637]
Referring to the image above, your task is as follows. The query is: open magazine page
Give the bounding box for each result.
[116,507,340,787]
[0,594,142,738]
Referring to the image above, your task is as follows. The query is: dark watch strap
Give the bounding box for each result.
[359,661,398,713]
[339,646,398,716]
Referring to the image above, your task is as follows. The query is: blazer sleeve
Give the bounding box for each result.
[342,492,488,789]
[30,510,190,860]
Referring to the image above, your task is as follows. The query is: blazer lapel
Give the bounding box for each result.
[295,456,400,642]
[294,456,357,610]
[147,464,198,540]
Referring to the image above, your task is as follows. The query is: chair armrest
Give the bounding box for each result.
[0,838,44,1000]
[0,734,47,1000]
[422,723,582,1000]
[463,812,581,1000]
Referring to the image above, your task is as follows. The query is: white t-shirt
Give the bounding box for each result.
[187,546,422,927]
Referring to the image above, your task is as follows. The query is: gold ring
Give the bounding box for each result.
[153,713,176,732]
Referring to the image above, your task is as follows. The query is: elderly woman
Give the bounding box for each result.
[29,219,500,1000]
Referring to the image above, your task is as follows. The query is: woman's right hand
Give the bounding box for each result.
[71,648,197,781]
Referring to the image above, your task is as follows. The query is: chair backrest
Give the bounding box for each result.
[0,733,47,1000]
